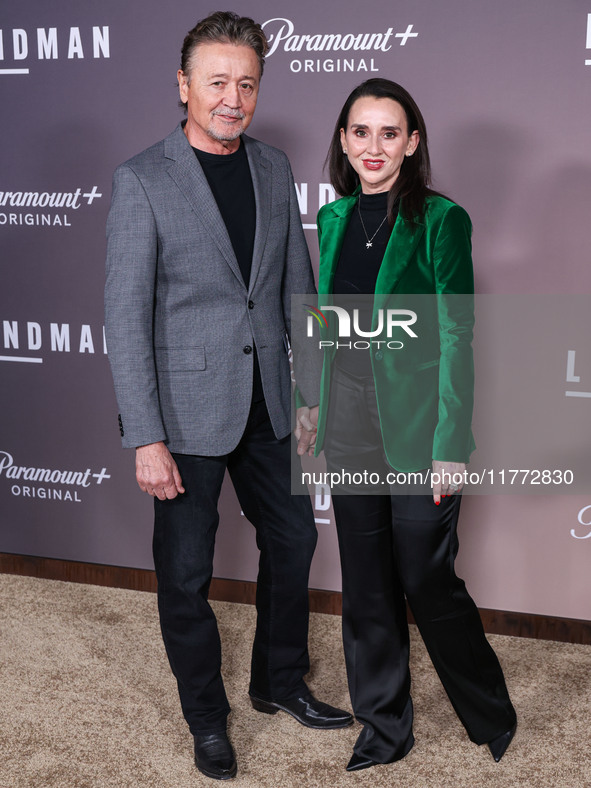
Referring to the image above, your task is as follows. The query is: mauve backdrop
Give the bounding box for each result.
[0,0,589,620]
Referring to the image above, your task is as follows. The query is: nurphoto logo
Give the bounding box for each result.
[304,304,417,350]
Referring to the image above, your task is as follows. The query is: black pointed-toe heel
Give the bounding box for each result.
[346,752,377,772]
[488,722,517,762]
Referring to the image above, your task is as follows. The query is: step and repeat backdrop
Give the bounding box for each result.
[1,0,590,620]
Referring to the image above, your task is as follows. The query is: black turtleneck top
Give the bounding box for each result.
[332,191,395,295]
[332,191,398,377]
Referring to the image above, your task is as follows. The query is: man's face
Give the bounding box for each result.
[178,42,260,154]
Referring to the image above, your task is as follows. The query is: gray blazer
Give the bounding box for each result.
[105,123,318,455]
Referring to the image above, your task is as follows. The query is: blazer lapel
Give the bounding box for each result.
[318,193,425,296]
[375,205,425,294]
[317,194,358,295]
[164,124,245,287]
[242,135,271,296]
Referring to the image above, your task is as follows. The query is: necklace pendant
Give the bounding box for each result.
[358,195,387,251]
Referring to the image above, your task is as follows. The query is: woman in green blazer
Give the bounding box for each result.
[310,79,517,772]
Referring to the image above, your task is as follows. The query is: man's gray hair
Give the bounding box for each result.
[180,11,269,89]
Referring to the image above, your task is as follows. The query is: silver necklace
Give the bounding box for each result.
[357,196,388,249]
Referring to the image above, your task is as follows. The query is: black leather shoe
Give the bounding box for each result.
[488,722,517,762]
[346,752,377,772]
[193,732,237,780]
[249,691,353,729]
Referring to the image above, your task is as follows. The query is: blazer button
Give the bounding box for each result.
[248,300,255,309]
[374,351,384,361]
[243,345,253,354]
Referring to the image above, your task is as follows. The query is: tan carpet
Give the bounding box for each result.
[0,574,589,788]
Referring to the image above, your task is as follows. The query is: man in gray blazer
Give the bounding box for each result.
[105,11,351,782]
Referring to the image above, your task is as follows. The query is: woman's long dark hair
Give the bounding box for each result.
[327,78,442,224]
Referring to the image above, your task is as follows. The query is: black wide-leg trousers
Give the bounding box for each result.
[153,399,318,735]
[325,366,516,763]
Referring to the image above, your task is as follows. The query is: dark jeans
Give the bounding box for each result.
[153,399,317,735]
[325,366,516,763]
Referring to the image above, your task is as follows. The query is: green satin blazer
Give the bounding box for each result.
[314,193,476,472]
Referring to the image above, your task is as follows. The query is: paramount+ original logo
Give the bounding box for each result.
[0,450,111,504]
[0,186,103,228]
[262,17,418,74]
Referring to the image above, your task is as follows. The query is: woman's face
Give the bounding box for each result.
[340,96,419,194]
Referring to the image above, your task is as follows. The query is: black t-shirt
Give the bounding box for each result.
[193,140,264,401]
[193,141,256,287]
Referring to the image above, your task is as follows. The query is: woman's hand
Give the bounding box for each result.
[431,459,466,505]
[295,406,319,456]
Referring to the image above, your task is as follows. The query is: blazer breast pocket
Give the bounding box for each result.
[155,346,206,372]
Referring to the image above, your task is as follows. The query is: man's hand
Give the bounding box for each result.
[431,459,466,505]
[295,405,319,456]
[136,441,185,500]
